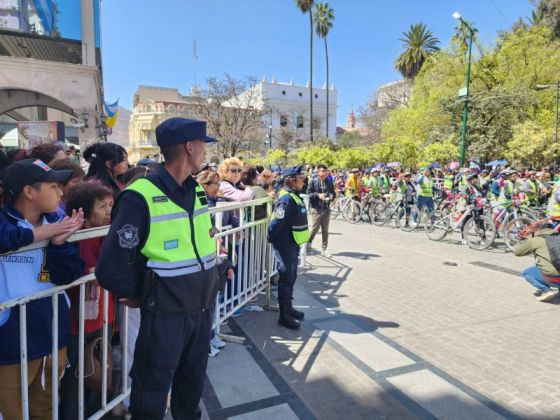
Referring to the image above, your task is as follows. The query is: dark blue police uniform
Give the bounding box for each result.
[96,118,218,420]
[268,166,309,330]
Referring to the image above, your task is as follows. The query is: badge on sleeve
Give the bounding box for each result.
[117,224,139,249]
[275,207,285,219]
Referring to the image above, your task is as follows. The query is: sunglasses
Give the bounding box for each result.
[228,168,242,173]
[207,181,220,185]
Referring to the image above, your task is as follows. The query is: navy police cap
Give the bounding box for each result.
[156,117,217,146]
[282,165,304,178]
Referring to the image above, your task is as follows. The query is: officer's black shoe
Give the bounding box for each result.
[289,306,305,320]
[278,311,301,330]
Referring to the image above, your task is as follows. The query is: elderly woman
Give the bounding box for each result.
[218,157,255,202]
[197,169,238,228]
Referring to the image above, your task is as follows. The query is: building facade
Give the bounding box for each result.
[254,77,337,147]
[127,85,201,163]
[0,0,105,150]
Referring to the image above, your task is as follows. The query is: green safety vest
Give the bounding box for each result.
[444,175,454,190]
[275,189,310,245]
[526,180,539,203]
[548,182,560,217]
[126,178,217,277]
[418,176,433,197]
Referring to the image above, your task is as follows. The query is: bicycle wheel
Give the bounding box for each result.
[343,200,363,224]
[464,215,496,250]
[370,201,389,226]
[330,197,341,219]
[504,216,534,252]
[424,211,449,241]
[401,205,421,232]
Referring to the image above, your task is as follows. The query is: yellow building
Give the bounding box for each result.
[128,85,201,163]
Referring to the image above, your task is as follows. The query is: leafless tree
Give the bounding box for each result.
[192,74,264,158]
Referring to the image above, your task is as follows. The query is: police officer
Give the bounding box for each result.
[96,117,219,419]
[268,165,310,330]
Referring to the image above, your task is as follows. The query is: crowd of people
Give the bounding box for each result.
[0,118,326,420]
[2,118,560,419]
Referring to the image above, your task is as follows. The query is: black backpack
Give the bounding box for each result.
[544,234,560,272]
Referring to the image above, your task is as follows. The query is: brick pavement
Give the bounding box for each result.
[227,219,560,419]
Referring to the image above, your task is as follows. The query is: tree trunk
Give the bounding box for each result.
[325,36,329,139]
[309,11,314,143]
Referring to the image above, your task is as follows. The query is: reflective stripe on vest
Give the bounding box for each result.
[419,177,433,197]
[126,178,216,277]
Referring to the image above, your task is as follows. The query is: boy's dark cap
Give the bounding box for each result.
[2,159,72,196]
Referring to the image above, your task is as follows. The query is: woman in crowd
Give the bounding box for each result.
[29,143,68,165]
[59,183,114,420]
[241,165,270,221]
[218,157,255,202]
[258,169,277,198]
[85,142,129,199]
[49,159,86,219]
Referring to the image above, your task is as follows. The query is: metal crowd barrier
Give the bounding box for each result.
[0,197,275,420]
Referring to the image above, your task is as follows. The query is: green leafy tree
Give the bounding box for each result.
[313,2,335,138]
[395,23,440,79]
[505,120,557,167]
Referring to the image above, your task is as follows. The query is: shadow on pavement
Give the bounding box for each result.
[334,251,380,259]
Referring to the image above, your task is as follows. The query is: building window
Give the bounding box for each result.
[296,116,304,128]
[282,90,286,95]
[280,115,288,127]
[312,118,320,129]
[298,92,303,97]
[314,94,318,99]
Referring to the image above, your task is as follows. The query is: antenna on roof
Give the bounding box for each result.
[192,38,199,93]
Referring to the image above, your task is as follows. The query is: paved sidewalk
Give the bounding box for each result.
[203,220,560,419]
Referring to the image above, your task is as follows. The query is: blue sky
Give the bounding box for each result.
[101,0,534,126]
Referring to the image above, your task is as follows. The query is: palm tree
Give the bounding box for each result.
[296,0,315,141]
[313,2,334,139]
[451,19,478,54]
[395,23,440,79]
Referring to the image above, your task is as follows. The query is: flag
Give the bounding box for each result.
[104,99,119,129]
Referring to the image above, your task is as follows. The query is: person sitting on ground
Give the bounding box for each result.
[59,182,115,419]
[514,223,560,302]
[0,159,84,420]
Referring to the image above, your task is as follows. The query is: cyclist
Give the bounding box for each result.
[345,168,361,200]
[369,168,383,199]
[416,165,437,223]
[443,169,455,192]
[381,168,392,194]
[459,172,485,244]
[524,171,540,207]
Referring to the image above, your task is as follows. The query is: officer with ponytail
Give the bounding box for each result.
[268,165,310,330]
[96,117,219,419]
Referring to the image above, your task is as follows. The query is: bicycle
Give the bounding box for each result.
[426,197,496,250]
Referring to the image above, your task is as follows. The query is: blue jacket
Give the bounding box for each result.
[0,204,84,365]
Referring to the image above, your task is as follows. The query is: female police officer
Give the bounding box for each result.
[268,165,310,330]
[96,117,219,419]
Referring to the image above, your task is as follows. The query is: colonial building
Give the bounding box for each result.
[127,85,201,162]
[0,0,105,150]
[250,77,337,147]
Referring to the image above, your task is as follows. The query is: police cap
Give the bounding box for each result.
[282,165,304,178]
[156,117,216,147]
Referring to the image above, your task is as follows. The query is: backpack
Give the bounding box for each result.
[544,234,560,273]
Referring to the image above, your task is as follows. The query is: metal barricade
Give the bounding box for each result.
[0,198,274,420]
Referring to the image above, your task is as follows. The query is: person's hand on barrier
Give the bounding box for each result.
[34,222,74,242]
[318,193,326,200]
[51,208,84,245]
[119,298,139,308]
[227,268,234,280]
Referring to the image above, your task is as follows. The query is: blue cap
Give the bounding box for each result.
[156,117,216,146]
[282,165,303,178]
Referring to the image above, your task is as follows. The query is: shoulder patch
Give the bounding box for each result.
[275,207,285,219]
[117,224,139,249]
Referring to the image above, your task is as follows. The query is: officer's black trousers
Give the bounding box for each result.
[274,245,299,307]
[129,309,211,420]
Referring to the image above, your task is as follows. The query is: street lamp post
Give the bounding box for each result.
[536,81,560,177]
[453,12,475,169]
